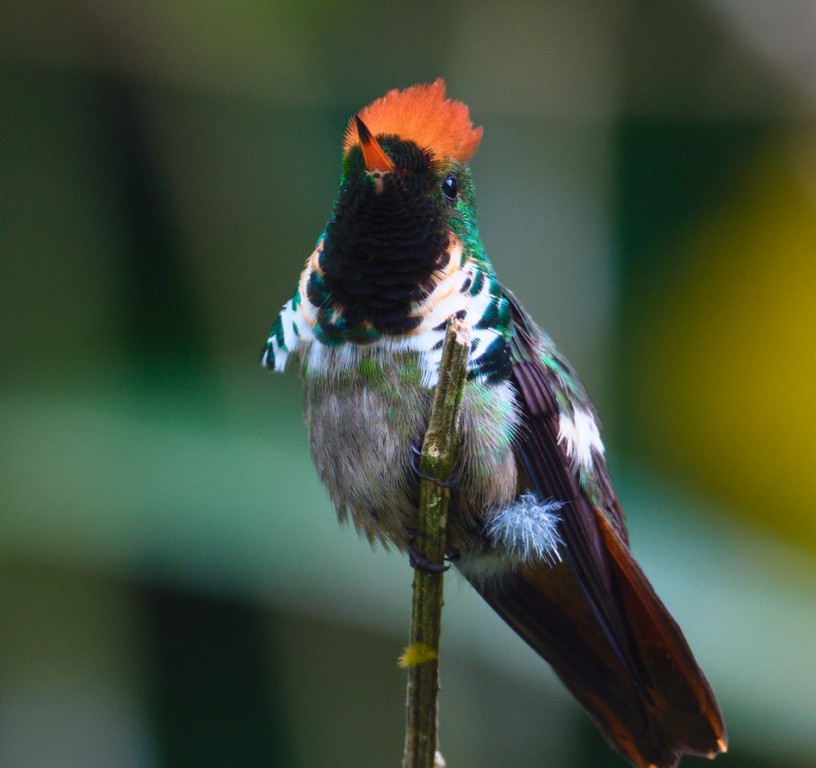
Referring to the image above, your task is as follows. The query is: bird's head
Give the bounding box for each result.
[313,80,484,335]
[341,78,482,199]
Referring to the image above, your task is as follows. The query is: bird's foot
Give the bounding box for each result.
[408,538,449,574]
[405,528,459,563]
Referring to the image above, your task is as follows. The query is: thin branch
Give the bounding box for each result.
[401,318,470,768]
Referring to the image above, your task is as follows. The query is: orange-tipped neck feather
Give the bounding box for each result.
[344,78,483,165]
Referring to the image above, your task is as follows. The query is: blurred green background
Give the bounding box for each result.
[2,1,815,767]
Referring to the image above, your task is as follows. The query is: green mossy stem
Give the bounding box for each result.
[402,318,470,768]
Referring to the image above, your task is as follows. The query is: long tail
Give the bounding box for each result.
[463,527,727,768]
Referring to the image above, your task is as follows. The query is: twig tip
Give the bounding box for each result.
[449,315,471,346]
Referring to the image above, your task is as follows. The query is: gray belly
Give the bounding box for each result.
[303,374,521,552]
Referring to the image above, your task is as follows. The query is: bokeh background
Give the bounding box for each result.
[2,1,815,767]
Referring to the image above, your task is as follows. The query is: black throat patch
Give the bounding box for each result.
[308,139,450,341]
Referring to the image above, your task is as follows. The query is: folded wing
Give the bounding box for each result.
[465,293,727,768]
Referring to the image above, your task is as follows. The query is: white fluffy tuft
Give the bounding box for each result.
[485,492,563,565]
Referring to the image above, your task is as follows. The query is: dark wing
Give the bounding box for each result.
[467,291,727,768]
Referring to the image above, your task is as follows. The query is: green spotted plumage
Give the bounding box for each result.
[262,80,726,768]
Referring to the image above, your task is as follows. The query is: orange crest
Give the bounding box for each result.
[343,79,483,165]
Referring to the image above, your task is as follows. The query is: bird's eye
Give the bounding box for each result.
[441,174,458,201]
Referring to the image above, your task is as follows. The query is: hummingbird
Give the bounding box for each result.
[262,79,726,768]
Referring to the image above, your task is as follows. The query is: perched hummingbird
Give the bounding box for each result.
[262,79,726,768]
